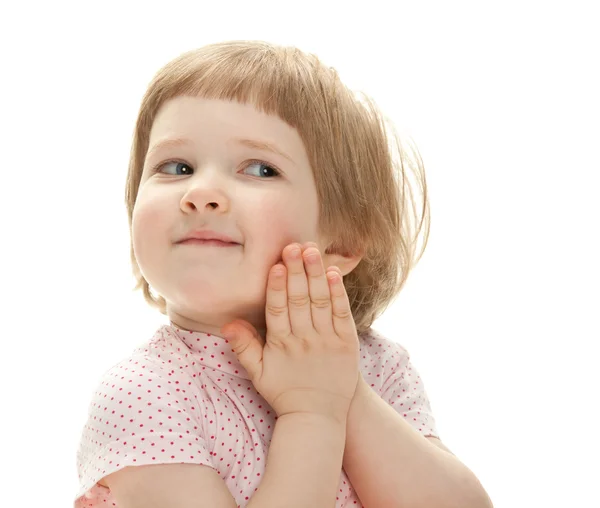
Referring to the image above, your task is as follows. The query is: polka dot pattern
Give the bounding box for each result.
[75,324,438,507]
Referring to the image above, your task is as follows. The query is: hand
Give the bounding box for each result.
[221,242,360,423]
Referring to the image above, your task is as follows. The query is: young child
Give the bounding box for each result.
[75,41,492,507]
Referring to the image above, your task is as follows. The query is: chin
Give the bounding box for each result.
[171,286,266,322]
[162,277,231,301]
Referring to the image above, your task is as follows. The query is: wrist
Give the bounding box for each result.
[348,374,373,416]
[273,389,352,424]
[279,411,348,429]
[354,373,371,400]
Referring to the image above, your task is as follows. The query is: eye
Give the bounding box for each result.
[243,160,281,178]
[151,159,281,178]
[154,160,193,175]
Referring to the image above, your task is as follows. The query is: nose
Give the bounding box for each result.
[180,177,230,214]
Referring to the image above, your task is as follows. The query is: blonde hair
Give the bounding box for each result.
[125,40,430,335]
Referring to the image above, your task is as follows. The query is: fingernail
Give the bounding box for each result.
[305,251,319,263]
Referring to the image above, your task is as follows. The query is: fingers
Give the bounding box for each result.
[265,262,291,341]
[283,244,313,337]
[300,243,355,340]
[266,242,355,343]
[326,267,355,339]
[301,247,335,335]
[221,320,263,380]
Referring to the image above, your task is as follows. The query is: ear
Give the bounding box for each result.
[301,240,363,277]
[322,247,363,277]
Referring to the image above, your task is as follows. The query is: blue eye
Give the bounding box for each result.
[243,160,281,178]
[152,159,280,178]
[155,161,193,175]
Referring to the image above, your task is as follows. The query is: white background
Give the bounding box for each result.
[0,1,598,507]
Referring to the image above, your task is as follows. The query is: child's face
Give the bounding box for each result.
[132,96,325,336]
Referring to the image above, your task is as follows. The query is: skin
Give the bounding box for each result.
[132,96,361,339]
[222,242,360,421]
[102,241,359,508]
[109,96,492,506]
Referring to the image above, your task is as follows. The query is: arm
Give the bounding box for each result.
[103,412,346,508]
[102,463,237,508]
[105,242,355,508]
[248,412,346,508]
[342,375,493,508]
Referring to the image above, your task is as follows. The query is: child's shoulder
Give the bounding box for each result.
[359,327,410,357]
[357,327,412,379]
[93,324,192,387]
[130,323,187,360]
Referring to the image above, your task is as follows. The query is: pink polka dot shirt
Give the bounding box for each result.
[75,324,438,507]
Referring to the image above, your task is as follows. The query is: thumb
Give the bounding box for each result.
[221,320,263,380]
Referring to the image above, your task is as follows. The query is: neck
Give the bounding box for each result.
[167,305,267,342]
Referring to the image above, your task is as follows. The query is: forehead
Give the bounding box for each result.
[148,96,308,160]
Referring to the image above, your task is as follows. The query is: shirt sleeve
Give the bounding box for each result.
[75,354,214,505]
[379,342,440,439]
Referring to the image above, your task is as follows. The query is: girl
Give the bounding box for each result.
[75,40,492,507]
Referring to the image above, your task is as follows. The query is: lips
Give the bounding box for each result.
[178,229,240,245]
[179,238,239,247]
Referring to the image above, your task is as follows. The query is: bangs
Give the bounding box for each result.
[128,40,429,334]
[149,42,329,129]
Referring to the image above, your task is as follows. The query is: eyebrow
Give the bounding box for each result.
[233,137,294,164]
[145,136,295,164]
[146,137,192,161]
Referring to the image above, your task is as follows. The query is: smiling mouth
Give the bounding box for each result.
[178,239,240,247]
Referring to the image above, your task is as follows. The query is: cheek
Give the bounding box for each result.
[131,190,171,259]
[251,193,319,260]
